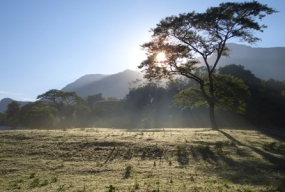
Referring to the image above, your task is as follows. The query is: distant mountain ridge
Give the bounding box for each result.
[1,43,285,112]
[0,98,30,113]
[62,69,146,99]
[200,43,285,81]
[62,74,108,92]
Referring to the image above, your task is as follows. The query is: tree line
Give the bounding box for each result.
[0,64,284,129]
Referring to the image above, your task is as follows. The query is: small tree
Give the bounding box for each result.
[5,101,21,128]
[139,1,276,129]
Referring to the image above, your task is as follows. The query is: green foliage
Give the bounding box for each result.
[106,184,116,192]
[17,101,55,129]
[5,101,21,120]
[51,177,58,183]
[198,143,211,153]
[125,165,133,178]
[40,179,49,187]
[86,93,104,108]
[29,178,40,188]
[29,172,36,179]
[125,82,170,128]
[220,64,285,127]
[0,112,7,125]
[219,64,263,91]
[37,89,86,128]
[174,74,251,114]
[176,144,187,157]
[138,1,276,129]
[5,101,21,127]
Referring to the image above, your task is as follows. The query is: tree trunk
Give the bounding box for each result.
[208,72,218,130]
[209,102,218,130]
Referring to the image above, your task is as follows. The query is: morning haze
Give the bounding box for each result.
[0,1,285,191]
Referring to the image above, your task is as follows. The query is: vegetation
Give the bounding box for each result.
[0,1,284,192]
[1,63,285,129]
[138,1,277,129]
[37,89,88,128]
[0,128,284,191]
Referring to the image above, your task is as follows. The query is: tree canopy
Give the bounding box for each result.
[174,74,251,114]
[37,89,86,128]
[139,1,277,129]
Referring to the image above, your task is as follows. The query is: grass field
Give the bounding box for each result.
[0,128,285,192]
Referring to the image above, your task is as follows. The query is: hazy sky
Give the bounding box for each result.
[1,0,284,102]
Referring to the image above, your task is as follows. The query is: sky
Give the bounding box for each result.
[1,0,284,102]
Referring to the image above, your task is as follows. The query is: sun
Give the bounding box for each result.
[156,52,166,61]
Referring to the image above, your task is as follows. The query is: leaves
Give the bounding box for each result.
[139,1,277,81]
[174,74,251,114]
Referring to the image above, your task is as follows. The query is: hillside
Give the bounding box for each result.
[0,98,29,113]
[63,43,285,100]
[62,74,108,92]
[62,69,146,99]
[200,43,285,81]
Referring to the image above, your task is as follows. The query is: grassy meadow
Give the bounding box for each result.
[0,127,284,192]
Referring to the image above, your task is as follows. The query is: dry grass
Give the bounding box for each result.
[0,128,284,191]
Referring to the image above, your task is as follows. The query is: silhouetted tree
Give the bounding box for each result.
[37,89,86,128]
[174,74,250,114]
[5,101,21,128]
[17,101,55,129]
[126,82,168,127]
[220,64,285,127]
[219,64,263,93]
[86,93,104,108]
[139,1,276,129]
[0,112,7,125]
[92,100,128,127]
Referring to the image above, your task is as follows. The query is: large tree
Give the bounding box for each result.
[17,101,55,129]
[139,1,276,129]
[37,89,86,128]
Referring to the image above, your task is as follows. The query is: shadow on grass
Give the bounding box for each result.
[219,130,285,169]
[217,156,283,187]
[191,130,285,191]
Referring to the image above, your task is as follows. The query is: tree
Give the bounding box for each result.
[0,112,7,125]
[219,64,263,93]
[86,93,105,108]
[174,74,250,114]
[92,100,128,128]
[5,101,21,127]
[17,101,55,129]
[139,1,276,129]
[37,89,86,128]
[126,82,168,127]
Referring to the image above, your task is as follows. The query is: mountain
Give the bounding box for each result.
[0,98,30,113]
[62,44,285,99]
[62,69,146,99]
[62,74,108,92]
[200,43,285,81]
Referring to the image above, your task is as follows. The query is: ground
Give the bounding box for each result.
[0,128,284,192]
